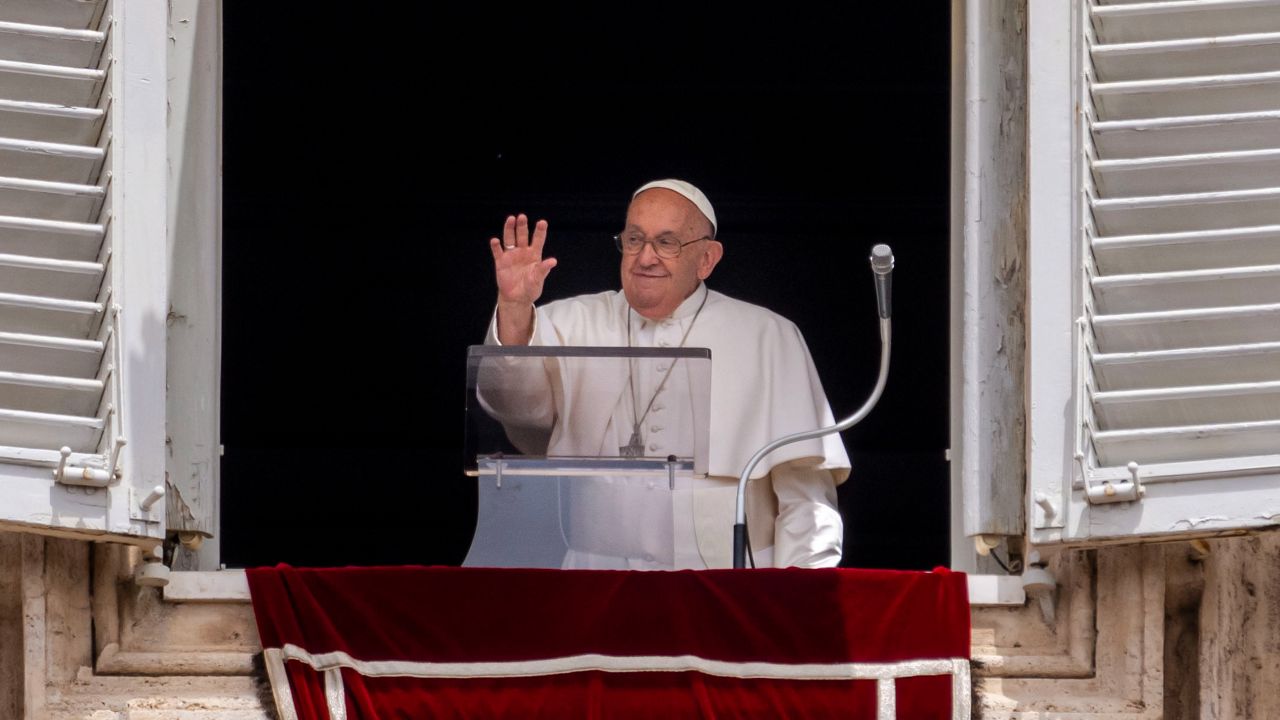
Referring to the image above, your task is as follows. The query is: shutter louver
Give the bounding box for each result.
[1079,0,1280,497]
[0,0,166,543]
[0,3,110,467]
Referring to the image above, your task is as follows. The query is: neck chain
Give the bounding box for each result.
[620,287,710,458]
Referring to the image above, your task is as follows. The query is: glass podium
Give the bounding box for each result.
[463,345,711,568]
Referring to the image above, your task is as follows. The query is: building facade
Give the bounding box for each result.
[2,0,1279,717]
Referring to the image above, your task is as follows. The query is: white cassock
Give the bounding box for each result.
[483,283,851,569]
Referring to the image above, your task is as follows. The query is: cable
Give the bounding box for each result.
[989,547,1013,575]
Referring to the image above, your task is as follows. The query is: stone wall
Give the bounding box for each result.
[974,531,1280,719]
[0,534,269,719]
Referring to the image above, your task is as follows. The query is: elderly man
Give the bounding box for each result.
[485,179,849,569]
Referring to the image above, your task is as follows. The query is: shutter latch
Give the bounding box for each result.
[1084,461,1145,504]
[53,438,126,487]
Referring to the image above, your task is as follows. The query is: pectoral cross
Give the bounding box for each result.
[620,429,644,458]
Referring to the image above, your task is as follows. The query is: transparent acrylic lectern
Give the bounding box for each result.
[463,345,711,568]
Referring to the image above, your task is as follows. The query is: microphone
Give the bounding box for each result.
[870,244,893,319]
[732,243,896,568]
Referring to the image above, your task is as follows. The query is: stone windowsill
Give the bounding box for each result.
[162,570,1026,606]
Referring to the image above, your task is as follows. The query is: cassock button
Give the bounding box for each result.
[648,443,660,452]
[653,404,665,412]
[659,340,671,347]
[656,364,668,372]
[650,425,662,433]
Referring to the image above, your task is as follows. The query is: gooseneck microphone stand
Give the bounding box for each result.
[732,244,895,569]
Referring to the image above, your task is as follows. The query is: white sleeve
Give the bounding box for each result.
[770,464,843,568]
[485,304,540,347]
[477,305,555,452]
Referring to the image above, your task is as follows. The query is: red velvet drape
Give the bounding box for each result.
[248,566,970,719]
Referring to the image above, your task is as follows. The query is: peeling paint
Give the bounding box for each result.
[165,481,201,531]
[1170,516,1230,531]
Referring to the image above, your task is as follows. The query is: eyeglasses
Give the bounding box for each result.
[614,233,710,259]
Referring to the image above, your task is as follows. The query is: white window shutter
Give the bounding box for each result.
[0,1,167,543]
[1030,0,1280,545]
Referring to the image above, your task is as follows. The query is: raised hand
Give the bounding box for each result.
[490,214,557,305]
[490,214,557,344]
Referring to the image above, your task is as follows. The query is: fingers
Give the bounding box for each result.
[524,258,557,298]
[502,215,517,249]
[531,219,548,254]
[515,214,529,247]
[489,236,504,262]
[496,215,549,249]
[496,214,548,257]
[537,257,557,280]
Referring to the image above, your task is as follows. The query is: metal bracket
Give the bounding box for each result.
[1084,461,1145,505]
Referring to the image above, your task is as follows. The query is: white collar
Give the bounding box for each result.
[631,283,709,329]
